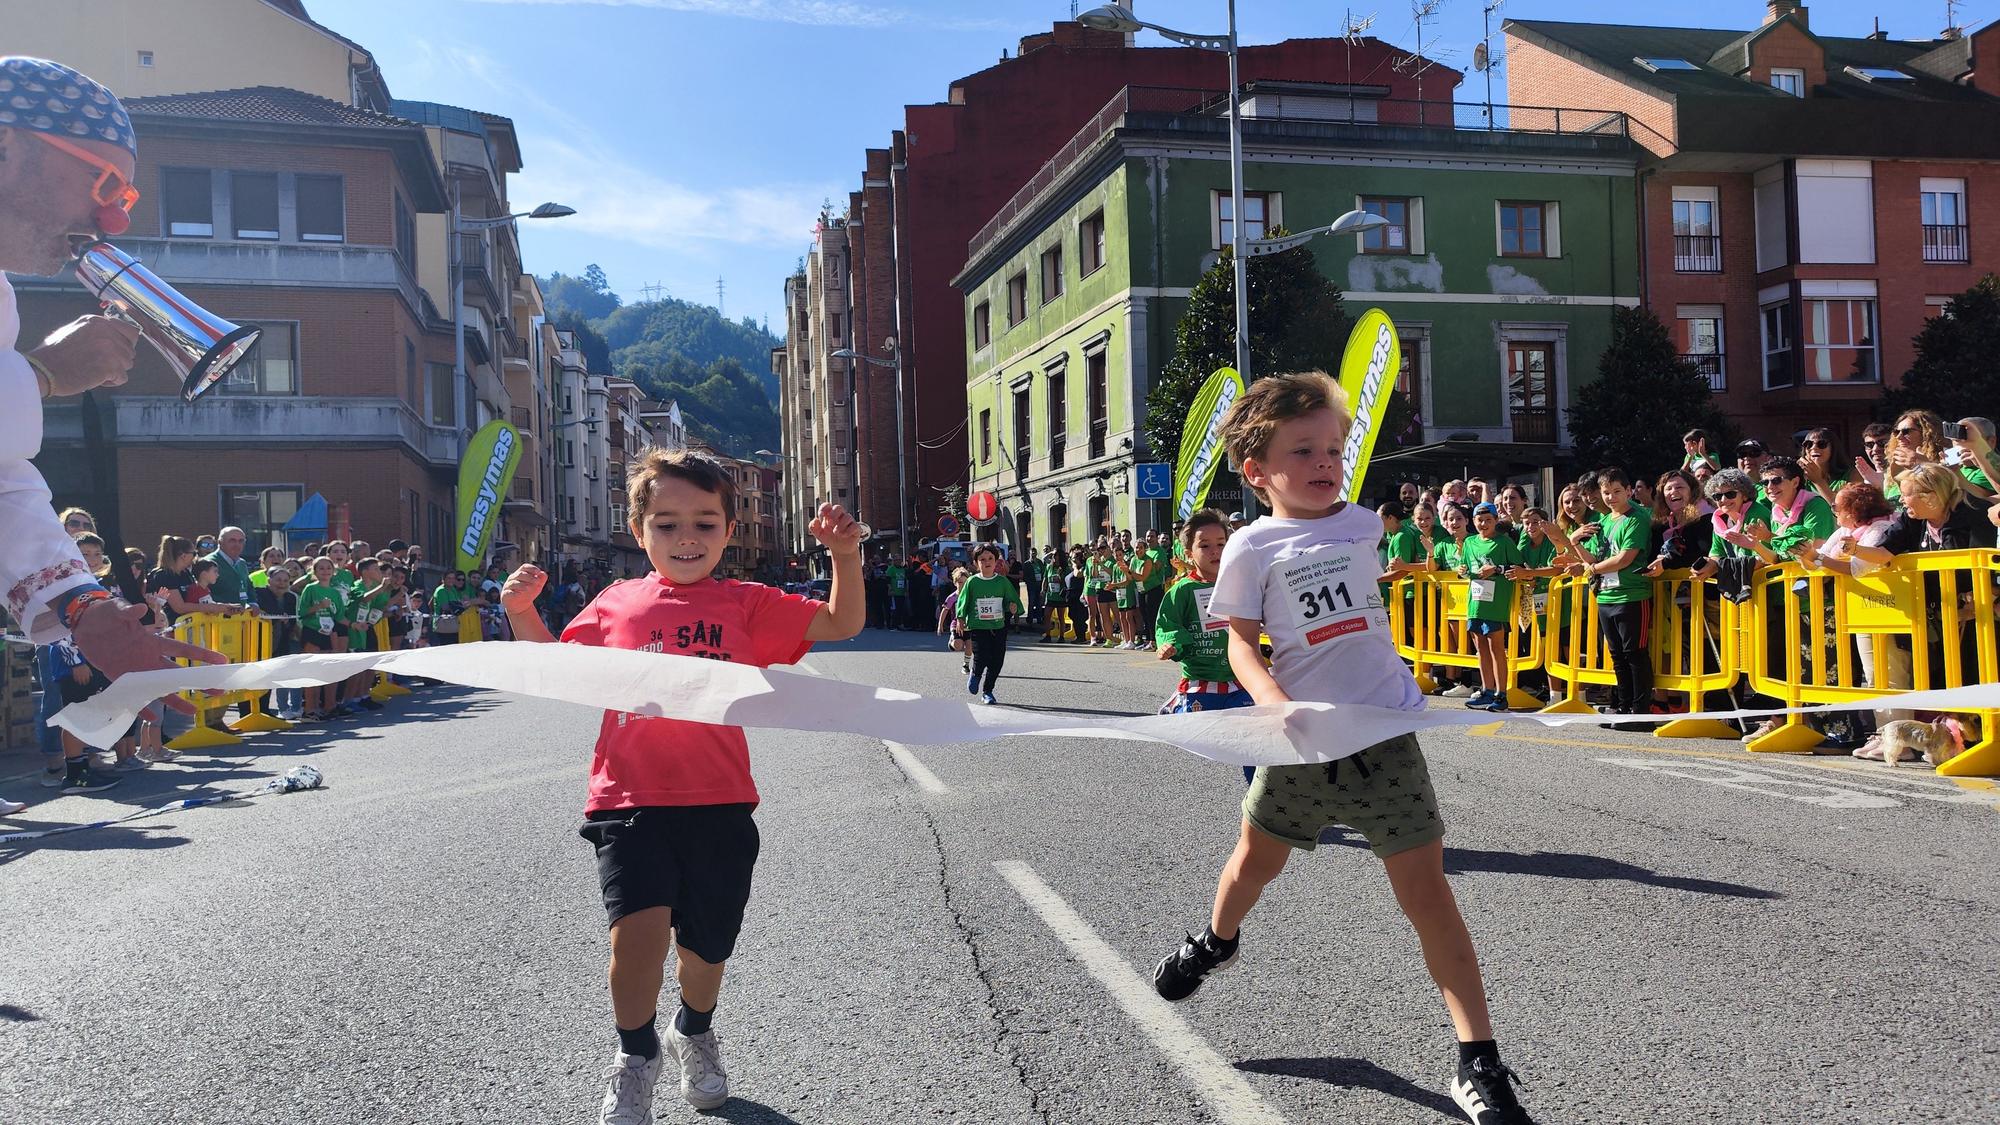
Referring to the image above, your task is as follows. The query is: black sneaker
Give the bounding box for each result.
[1452,1056,1534,1124]
[1151,926,1238,1001]
[60,766,121,795]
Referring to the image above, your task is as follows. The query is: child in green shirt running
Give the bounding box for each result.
[1154,509,1256,781]
[955,544,1023,704]
[1461,503,1524,712]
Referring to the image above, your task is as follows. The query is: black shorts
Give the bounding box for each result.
[1094,591,1116,604]
[300,629,336,653]
[579,804,760,964]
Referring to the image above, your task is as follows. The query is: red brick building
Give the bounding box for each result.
[20,87,463,557]
[783,20,1452,549]
[1506,2,2000,449]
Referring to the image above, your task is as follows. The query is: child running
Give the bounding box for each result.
[500,448,866,1124]
[955,544,1023,704]
[1148,370,1537,1125]
[1154,509,1253,781]
[1461,502,1524,712]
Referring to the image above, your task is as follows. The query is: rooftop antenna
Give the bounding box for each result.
[1343,9,1378,87]
[1478,0,1505,120]
[1412,0,1446,125]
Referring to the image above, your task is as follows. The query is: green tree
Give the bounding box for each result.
[1144,231,1351,468]
[1885,273,2000,423]
[623,356,779,458]
[550,311,612,375]
[1567,306,1732,479]
[541,265,621,322]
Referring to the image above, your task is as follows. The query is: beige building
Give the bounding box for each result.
[775,216,853,558]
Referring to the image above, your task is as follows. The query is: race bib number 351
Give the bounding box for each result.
[1277,545,1387,646]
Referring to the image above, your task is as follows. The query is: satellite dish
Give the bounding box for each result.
[1473,42,1490,72]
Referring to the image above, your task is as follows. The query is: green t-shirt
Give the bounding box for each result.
[955,573,1022,631]
[1960,464,1992,491]
[349,586,391,645]
[1595,505,1654,604]
[1384,527,1425,566]
[1430,538,1465,573]
[296,580,346,637]
[1711,500,1773,561]
[1142,547,1170,591]
[331,569,359,594]
[1157,577,1232,682]
[1461,533,1525,623]
[887,565,907,595]
[432,584,468,616]
[1115,553,1150,608]
[1517,534,1558,609]
[1766,492,1836,560]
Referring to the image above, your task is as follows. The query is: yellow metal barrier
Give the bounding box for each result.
[369,618,412,701]
[1389,572,1544,711]
[1645,571,1745,740]
[1537,575,1615,716]
[457,607,482,645]
[164,612,291,750]
[1745,551,2000,774]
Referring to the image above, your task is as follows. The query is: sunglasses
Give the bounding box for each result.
[1714,489,1743,500]
[1862,439,1884,447]
[1759,478,1788,488]
[30,130,140,216]
[1800,439,1830,449]
[1894,427,1919,437]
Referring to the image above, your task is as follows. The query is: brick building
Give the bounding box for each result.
[1505,2,2000,448]
[780,19,1453,554]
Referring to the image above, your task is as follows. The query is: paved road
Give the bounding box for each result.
[6,630,1998,1124]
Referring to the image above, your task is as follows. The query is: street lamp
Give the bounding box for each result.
[452,199,576,431]
[830,336,906,559]
[1244,208,1390,255]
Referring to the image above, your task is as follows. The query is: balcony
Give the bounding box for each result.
[511,477,536,502]
[1510,409,1557,444]
[1673,233,1721,273]
[1923,224,1970,263]
[1682,353,1726,392]
[1088,417,1108,461]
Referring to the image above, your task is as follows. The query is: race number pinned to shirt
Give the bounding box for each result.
[976,596,1003,622]
[1192,587,1229,632]
[1601,571,1621,591]
[1276,544,1387,646]
[1469,578,1497,604]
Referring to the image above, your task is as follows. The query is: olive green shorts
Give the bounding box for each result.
[1242,733,1444,858]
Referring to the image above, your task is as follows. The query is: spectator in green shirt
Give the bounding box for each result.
[1950,416,1997,501]
[431,570,470,645]
[1462,503,1524,712]
[1797,427,1848,507]
[1154,510,1259,782]
[1568,468,1652,726]
[201,526,256,607]
[1731,457,1835,567]
[885,560,909,630]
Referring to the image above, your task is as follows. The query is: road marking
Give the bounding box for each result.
[791,660,823,677]
[885,741,948,794]
[993,861,1288,1125]
[1595,757,1902,809]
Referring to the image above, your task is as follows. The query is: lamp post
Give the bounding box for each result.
[831,336,906,559]
[452,200,575,434]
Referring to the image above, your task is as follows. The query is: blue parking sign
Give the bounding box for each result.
[1135,462,1172,500]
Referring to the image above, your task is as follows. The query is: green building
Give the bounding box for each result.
[954,83,1641,551]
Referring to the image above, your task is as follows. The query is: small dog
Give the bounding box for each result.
[1877,717,1966,769]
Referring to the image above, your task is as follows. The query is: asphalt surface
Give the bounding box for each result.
[5,628,1998,1125]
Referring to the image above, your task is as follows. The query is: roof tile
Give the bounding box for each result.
[124,86,418,129]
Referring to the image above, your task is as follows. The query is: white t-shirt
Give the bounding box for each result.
[1207,504,1424,712]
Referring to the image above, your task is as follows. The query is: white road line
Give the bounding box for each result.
[790,660,823,677]
[993,861,1289,1125]
[885,741,949,794]
[1722,759,2000,806]
[1595,758,1903,809]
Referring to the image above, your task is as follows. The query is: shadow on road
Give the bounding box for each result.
[701,1097,807,1123]
[1320,838,1782,899]
[1235,1055,1460,1118]
[0,823,190,865]
[0,1003,38,1022]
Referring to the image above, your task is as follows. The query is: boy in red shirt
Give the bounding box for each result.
[502,449,865,1123]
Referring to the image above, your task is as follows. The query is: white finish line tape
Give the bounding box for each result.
[46,641,2000,762]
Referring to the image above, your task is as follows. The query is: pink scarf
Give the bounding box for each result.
[1768,485,1810,531]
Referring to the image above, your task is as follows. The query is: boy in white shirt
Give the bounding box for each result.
[1149,371,1535,1125]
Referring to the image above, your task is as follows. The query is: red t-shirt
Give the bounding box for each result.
[560,574,823,812]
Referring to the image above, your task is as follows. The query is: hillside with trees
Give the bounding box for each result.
[541,265,781,456]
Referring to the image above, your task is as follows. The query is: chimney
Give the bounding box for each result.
[1764,1,1808,27]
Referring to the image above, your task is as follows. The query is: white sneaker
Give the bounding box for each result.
[0,796,25,815]
[596,1050,662,1125]
[1440,684,1478,698]
[665,1025,730,1110]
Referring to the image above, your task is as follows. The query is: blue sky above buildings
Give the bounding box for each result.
[322,1,1960,330]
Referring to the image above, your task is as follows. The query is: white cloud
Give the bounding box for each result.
[457,0,1006,31]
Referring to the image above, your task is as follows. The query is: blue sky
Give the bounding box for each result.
[320,1,1944,331]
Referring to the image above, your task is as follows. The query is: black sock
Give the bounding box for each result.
[616,1016,659,1060]
[1458,1039,1499,1067]
[674,999,714,1038]
[63,758,85,782]
[1203,924,1239,951]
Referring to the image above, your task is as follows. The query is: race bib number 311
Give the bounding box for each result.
[1277,544,1386,646]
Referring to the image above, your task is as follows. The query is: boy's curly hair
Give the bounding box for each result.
[1218,371,1350,503]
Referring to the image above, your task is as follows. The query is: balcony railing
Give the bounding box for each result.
[1049,431,1066,472]
[1682,352,1726,392]
[511,406,532,429]
[1923,224,1970,263]
[1088,417,1108,461]
[1511,409,1556,444]
[511,478,536,502]
[1673,233,1721,272]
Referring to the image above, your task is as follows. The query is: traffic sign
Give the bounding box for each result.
[967,491,998,523]
[1135,462,1172,500]
[938,514,961,536]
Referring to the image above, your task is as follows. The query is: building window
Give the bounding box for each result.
[1080,210,1106,276]
[1770,68,1804,96]
[1086,350,1108,460]
[1395,333,1425,424]
[1676,308,1726,392]
[1216,191,1272,249]
[1361,197,1411,253]
[231,172,279,240]
[1006,271,1028,326]
[162,168,213,237]
[1802,298,1877,383]
[1921,179,1969,263]
[1497,202,1548,258]
[429,362,456,427]
[1671,189,1721,272]
[216,322,298,395]
[394,192,417,272]
[1040,243,1064,305]
[1047,368,1067,471]
[829,313,843,341]
[1506,342,1556,443]
[137,50,154,68]
[972,301,991,350]
[980,408,993,465]
[1013,387,1031,478]
[220,486,301,551]
[296,175,344,242]
[1761,302,1793,390]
